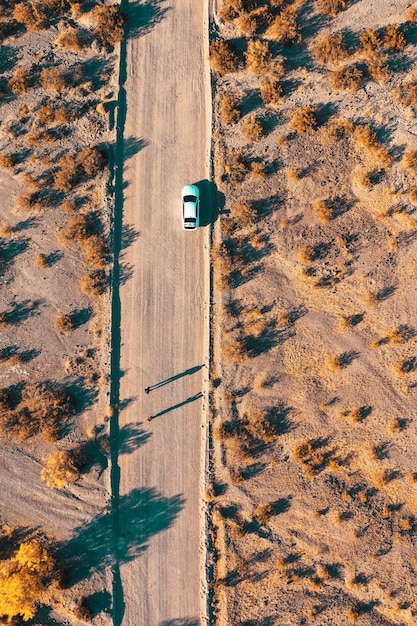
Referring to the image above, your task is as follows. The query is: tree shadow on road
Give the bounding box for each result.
[56,487,184,586]
[124,0,171,40]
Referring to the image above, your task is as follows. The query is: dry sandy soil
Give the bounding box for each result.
[209,0,417,625]
[0,1,120,623]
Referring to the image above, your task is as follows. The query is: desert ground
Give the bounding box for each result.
[209,0,417,625]
[0,0,211,624]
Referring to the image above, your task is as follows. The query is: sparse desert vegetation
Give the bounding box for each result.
[210,1,417,624]
[0,0,122,621]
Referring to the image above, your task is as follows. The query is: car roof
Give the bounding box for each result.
[182,184,199,198]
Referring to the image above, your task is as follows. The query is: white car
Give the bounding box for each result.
[181,184,200,230]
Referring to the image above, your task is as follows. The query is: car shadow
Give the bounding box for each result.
[194,179,224,227]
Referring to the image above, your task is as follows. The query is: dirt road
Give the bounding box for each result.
[115,0,211,624]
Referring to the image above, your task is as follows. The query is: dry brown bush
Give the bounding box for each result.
[253,503,274,525]
[260,78,283,105]
[409,187,417,204]
[61,199,75,213]
[37,105,54,124]
[35,253,49,269]
[319,116,353,144]
[26,129,54,146]
[310,33,348,65]
[408,5,417,22]
[79,234,108,269]
[402,147,417,177]
[384,24,406,52]
[218,0,243,21]
[55,313,74,334]
[366,58,390,85]
[0,154,16,168]
[54,27,85,52]
[92,5,125,48]
[224,148,247,182]
[15,192,43,213]
[316,0,346,16]
[313,199,333,222]
[242,114,263,141]
[79,270,107,298]
[298,246,316,263]
[292,439,327,476]
[41,450,80,489]
[359,29,381,57]
[235,12,257,37]
[289,107,317,133]
[223,335,247,364]
[77,146,105,177]
[245,39,271,75]
[230,199,256,225]
[8,67,28,95]
[265,5,300,43]
[352,125,392,168]
[220,93,241,125]
[54,155,78,192]
[210,39,238,76]
[394,77,417,108]
[250,161,266,179]
[40,67,67,94]
[54,106,73,124]
[13,2,47,31]
[329,65,362,92]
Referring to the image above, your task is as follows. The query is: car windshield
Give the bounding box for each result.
[185,217,196,223]
[184,195,197,203]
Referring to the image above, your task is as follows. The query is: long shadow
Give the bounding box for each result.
[159,620,200,626]
[109,1,169,624]
[151,392,203,419]
[124,0,170,39]
[147,364,204,391]
[56,488,184,586]
[195,179,220,227]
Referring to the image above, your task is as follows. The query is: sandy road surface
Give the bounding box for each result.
[115,0,211,624]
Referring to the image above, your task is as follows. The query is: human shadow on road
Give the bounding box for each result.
[147,364,204,392]
[151,392,203,419]
[159,617,201,626]
[195,179,224,227]
[124,0,170,40]
[56,487,184,586]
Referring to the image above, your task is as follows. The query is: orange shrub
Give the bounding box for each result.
[210,39,238,76]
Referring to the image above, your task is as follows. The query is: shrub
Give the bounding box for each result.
[230,199,256,224]
[290,107,317,133]
[243,114,263,141]
[92,5,125,48]
[55,313,74,333]
[366,58,390,85]
[40,67,66,94]
[41,450,80,489]
[8,67,28,95]
[310,33,348,65]
[35,253,49,269]
[359,29,381,57]
[384,24,406,52]
[251,161,266,179]
[316,0,346,16]
[253,503,275,525]
[245,39,271,75]
[37,104,54,124]
[0,541,54,622]
[54,154,78,192]
[54,27,85,51]
[394,77,417,107]
[352,125,392,168]
[13,2,47,31]
[224,148,247,182]
[260,78,283,105]
[77,146,105,177]
[220,93,241,124]
[210,39,238,76]
[79,234,108,269]
[223,336,247,364]
[265,5,300,43]
[74,597,93,621]
[329,65,362,92]
[408,5,417,23]
[235,12,257,37]
[402,147,417,177]
[79,270,107,297]
[0,154,16,168]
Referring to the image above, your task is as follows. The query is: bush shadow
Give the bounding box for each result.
[57,487,184,585]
